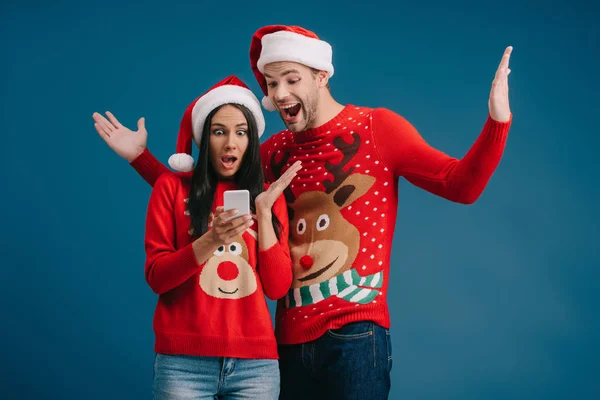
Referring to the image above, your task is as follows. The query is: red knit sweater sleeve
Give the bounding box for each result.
[260,137,275,184]
[130,148,171,187]
[257,193,293,300]
[371,108,511,204]
[145,173,200,294]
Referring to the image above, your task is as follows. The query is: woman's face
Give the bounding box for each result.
[208,105,250,179]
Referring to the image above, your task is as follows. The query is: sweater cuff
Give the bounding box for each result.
[130,148,158,171]
[130,148,166,186]
[484,113,512,144]
[176,242,202,271]
[258,242,288,269]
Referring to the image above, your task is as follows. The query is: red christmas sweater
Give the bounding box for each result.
[144,171,291,358]
[132,105,511,345]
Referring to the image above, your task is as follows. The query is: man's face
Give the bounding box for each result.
[263,62,321,132]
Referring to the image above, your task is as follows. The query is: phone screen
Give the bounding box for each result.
[223,190,250,221]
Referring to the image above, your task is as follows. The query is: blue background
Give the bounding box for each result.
[1,0,598,398]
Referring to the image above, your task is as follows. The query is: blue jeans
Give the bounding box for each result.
[153,354,280,399]
[278,321,392,400]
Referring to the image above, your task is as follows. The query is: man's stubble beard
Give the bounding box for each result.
[293,86,320,133]
[279,87,319,133]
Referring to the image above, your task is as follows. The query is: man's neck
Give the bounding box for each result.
[308,92,345,130]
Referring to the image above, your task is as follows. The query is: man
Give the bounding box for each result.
[93,25,512,400]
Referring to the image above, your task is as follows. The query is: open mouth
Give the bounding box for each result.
[298,256,339,282]
[218,287,239,295]
[280,103,301,122]
[221,155,238,170]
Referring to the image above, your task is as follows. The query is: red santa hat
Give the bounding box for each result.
[168,75,266,172]
[249,25,334,112]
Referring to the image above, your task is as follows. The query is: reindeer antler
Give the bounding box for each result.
[270,151,296,204]
[323,133,361,194]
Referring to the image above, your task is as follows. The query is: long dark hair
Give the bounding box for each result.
[188,103,282,241]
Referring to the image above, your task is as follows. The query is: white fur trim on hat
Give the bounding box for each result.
[257,31,334,77]
[191,85,265,147]
[168,153,195,172]
[261,96,276,112]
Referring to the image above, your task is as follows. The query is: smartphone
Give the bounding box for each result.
[223,190,250,222]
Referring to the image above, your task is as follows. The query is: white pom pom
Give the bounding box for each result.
[168,153,194,172]
[262,96,276,112]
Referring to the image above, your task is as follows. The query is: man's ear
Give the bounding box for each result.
[317,70,329,88]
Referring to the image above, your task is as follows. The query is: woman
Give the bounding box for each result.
[106,76,299,399]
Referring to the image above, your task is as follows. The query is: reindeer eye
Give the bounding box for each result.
[316,214,330,231]
[297,218,307,235]
[228,242,243,256]
[214,246,225,256]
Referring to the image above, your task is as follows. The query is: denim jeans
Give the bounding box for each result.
[278,321,392,400]
[153,354,280,400]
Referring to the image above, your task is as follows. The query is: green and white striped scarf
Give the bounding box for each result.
[285,269,383,308]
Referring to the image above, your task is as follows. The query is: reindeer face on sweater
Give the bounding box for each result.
[272,133,376,288]
[200,239,257,299]
[289,173,375,288]
[199,213,258,299]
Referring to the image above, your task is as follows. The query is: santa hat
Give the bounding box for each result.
[168,75,266,172]
[249,25,334,112]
